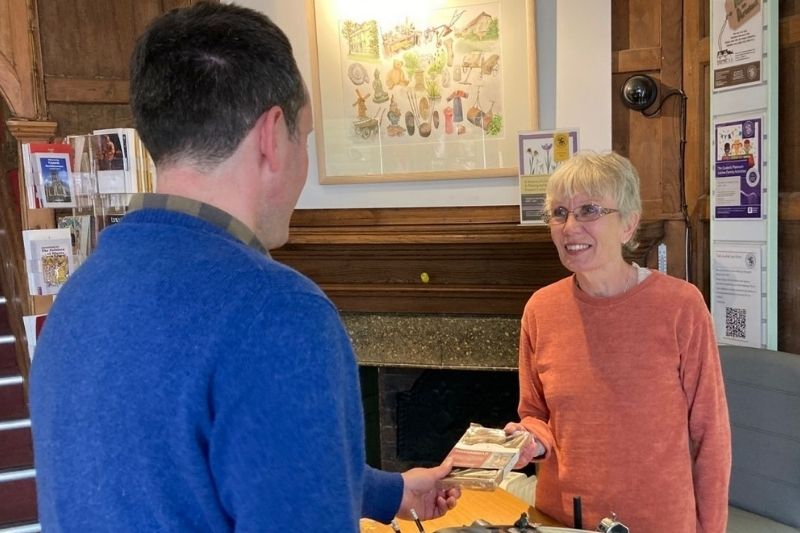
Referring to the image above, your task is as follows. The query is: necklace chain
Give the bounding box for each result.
[623,265,634,293]
[577,264,635,297]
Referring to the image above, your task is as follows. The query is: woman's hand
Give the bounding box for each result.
[504,422,544,468]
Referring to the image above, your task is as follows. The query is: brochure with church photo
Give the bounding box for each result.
[35,152,76,208]
[439,423,529,491]
[21,142,73,209]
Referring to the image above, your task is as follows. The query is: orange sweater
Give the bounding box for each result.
[518,271,731,532]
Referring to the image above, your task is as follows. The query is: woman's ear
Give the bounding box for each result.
[622,211,641,243]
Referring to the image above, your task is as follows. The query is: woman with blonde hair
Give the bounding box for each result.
[505,151,731,532]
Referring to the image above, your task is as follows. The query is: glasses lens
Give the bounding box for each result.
[575,204,602,221]
[549,207,568,224]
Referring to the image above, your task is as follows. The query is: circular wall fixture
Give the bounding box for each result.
[620,74,658,111]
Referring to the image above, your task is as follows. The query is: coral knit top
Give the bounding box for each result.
[518,270,731,533]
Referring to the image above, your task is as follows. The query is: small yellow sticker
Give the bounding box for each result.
[553,132,571,162]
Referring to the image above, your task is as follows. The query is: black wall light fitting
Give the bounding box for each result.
[619,73,692,282]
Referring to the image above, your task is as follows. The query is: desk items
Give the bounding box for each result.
[432,511,629,533]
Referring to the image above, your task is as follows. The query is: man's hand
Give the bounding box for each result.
[398,458,461,520]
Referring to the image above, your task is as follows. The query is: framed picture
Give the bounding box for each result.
[307,0,538,184]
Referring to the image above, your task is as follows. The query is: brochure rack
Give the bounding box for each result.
[19,128,156,353]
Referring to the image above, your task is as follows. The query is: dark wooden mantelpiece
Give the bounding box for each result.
[272,206,665,315]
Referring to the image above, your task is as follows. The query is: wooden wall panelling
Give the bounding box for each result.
[657,0,688,279]
[38,0,159,104]
[778,223,800,352]
[273,206,664,316]
[778,4,800,353]
[680,0,710,292]
[38,0,211,106]
[779,17,800,194]
[612,0,686,279]
[48,102,133,137]
[683,0,709,222]
[0,0,45,118]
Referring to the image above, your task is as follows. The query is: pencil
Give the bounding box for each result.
[410,508,425,533]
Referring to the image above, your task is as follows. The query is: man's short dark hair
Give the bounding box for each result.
[130,2,307,167]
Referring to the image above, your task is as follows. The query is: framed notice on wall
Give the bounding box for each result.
[711,0,762,91]
[713,114,763,220]
[307,0,539,184]
[712,242,764,347]
[517,129,579,224]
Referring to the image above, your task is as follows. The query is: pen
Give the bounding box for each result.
[390,519,402,533]
[573,496,583,529]
[410,508,425,533]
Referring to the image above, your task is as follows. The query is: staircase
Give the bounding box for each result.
[0,292,39,531]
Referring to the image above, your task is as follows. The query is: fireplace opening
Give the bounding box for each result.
[369,366,536,476]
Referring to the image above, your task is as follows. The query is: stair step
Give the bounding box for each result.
[0,422,33,471]
[0,301,11,336]
[0,522,41,533]
[0,471,37,527]
[0,337,19,377]
[0,378,28,421]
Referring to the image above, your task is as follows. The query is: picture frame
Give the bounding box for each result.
[306,0,538,184]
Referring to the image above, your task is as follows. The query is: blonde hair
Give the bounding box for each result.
[545,150,642,250]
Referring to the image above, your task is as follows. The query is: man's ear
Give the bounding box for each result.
[258,106,285,173]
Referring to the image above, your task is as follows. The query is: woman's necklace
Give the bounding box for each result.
[578,264,635,297]
[622,264,634,293]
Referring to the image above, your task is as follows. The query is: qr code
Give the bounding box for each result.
[725,307,747,339]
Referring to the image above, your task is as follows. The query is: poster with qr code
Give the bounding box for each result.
[712,243,763,347]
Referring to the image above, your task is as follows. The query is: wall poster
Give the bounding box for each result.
[307,0,538,184]
[517,129,579,224]
[712,0,763,91]
[713,114,763,220]
[712,243,764,348]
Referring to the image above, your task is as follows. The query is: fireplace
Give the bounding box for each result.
[381,367,522,470]
[343,312,526,472]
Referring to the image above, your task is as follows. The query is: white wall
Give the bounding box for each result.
[229,0,611,208]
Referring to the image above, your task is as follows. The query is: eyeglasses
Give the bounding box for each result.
[542,203,620,225]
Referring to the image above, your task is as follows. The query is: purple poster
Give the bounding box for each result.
[714,117,762,220]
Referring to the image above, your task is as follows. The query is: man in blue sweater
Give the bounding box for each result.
[29,3,458,531]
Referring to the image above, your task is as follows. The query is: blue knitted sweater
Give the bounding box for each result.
[30,203,401,531]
